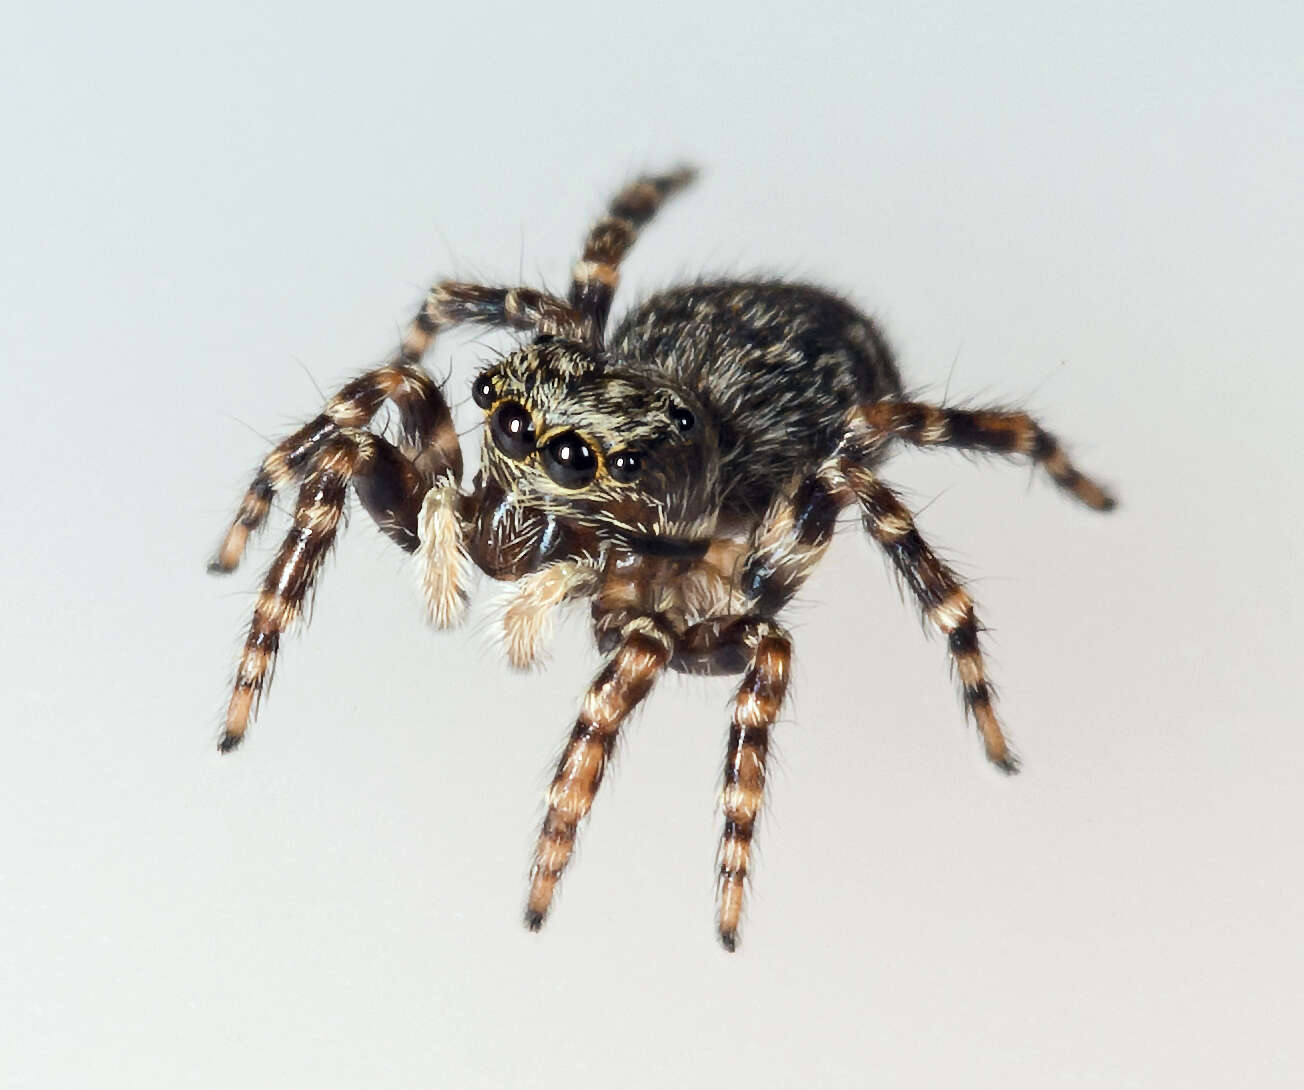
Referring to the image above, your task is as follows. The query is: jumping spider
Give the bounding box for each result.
[211,167,1115,951]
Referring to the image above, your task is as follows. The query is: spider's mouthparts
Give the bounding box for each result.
[619,533,711,559]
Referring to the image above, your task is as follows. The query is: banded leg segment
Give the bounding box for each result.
[525,618,673,930]
[415,281,585,345]
[715,620,792,952]
[211,278,583,575]
[220,431,427,752]
[840,459,1017,772]
[738,459,851,615]
[210,362,459,573]
[569,166,697,345]
[853,401,1116,511]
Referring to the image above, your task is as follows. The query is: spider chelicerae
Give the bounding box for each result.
[211,167,1115,951]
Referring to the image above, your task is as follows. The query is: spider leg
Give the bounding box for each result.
[220,430,426,752]
[734,450,1015,772]
[568,166,697,347]
[210,280,585,574]
[839,456,1016,772]
[524,616,674,931]
[210,362,459,573]
[737,458,850,616]
[417,281,586,344]
[677,617,792,953]
[852,401,1117,511]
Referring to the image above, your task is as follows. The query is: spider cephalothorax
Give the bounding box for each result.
[474,336,722,546]
[211,167,1116,950]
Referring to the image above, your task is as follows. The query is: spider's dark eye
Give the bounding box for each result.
[541,431,597,489]
[672,406,695,433]
[490,402,536,459]
[609,450,643,483]
[471,373,495,410]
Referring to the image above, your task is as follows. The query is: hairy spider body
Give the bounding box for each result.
[212,168,1115,951]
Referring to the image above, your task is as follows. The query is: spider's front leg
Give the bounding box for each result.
[221,430,436,751]
[209,361,461,574]
[210,278,584,576]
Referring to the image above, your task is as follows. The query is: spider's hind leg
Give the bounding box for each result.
[838,456,1017,773]
[853,400,1117,511]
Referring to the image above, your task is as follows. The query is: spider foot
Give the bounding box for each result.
[990,751,1021,776]
[208,522,253,574]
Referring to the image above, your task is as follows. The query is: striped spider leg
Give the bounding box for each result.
[211,281,588,751]
[738,446,1017,773]
[695,446,1028,948]
[677,615,793,952]
[525,614,676,930]
[569,166,698,347]
[852,400,1117,511]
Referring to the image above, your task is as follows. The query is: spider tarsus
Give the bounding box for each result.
[207,557,236,575]
[217,733,244,754]
[991,753,1021,776]
[718,930,739,953]
[523,908,545,932]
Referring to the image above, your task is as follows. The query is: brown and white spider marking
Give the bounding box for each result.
[211,167,1115,951]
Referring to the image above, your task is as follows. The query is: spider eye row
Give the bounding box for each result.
[489,400,602,488]
[475,373,696,491]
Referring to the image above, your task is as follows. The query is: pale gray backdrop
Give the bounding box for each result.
[2,2,1301,1087]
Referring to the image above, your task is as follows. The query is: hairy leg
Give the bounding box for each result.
[210,362,458,572]
[211,278,584,574]
[839,457,1016,772]
[220,430,426,751]
[568,166,697,346]
[525,616,674,930]
[681,617,793,952]
[737,458,851,616]
[852,400,1116,511]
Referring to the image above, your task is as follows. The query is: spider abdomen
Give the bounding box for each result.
[609,281,903,517]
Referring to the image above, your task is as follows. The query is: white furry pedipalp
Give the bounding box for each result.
[500,561,600,670]
[416,477,472,628]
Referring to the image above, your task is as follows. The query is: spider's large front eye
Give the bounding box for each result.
[490,402,536,459]
[471,373,495,410]
[541,431,597,489]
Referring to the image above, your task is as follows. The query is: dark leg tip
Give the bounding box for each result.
[217,733,243,754]
[207,558,236,575]
[523,909,545,932]
[1098,493,1119,513]
[992,754,1021,776]
[718,930,738,953]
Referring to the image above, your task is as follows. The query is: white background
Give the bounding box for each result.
[2,2,1301,1087]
